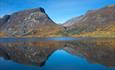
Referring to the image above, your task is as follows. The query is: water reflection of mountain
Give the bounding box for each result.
[0,41,64,66]
[64,38,115,67]
[0,38,115,67]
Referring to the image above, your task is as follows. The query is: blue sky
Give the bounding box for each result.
[0,0,115,23]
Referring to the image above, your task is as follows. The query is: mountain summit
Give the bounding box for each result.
[0,8,62,37]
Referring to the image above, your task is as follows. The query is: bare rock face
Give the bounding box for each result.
[0,15,10,27]
[0,8,61,37]
[63,5,115,32]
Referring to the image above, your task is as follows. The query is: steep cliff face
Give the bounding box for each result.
[63,5,115,37]
[0,15,10,27]
[0,8,62,37]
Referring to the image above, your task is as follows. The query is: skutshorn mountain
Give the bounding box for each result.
[0,5,115,37]
[0,8,63,37]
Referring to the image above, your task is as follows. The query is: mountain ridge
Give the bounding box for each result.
[62,5,115,37]
[0,5,115,37]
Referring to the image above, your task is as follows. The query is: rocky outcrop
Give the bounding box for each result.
[0,15,10,27]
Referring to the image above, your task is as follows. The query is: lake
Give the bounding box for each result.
[0,37,115,70]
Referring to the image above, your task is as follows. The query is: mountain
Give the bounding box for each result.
[0,5,115,37]
[0,8,63,37]
[63,5,115,37]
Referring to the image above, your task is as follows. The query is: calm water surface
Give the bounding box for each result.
[0,37,115,70]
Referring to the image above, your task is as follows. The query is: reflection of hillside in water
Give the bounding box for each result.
[0,41,64,66]
[64,38,115,67]
[0,38,115,67]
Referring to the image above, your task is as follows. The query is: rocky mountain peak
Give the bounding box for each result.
[39,7,46,13]
[0,7,60,37]
[14,7,46,14]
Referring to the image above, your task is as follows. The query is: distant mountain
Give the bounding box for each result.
[63,5,115,37]
[0,8,62,37]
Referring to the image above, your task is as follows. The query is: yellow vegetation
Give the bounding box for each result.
[0,32,6,37]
